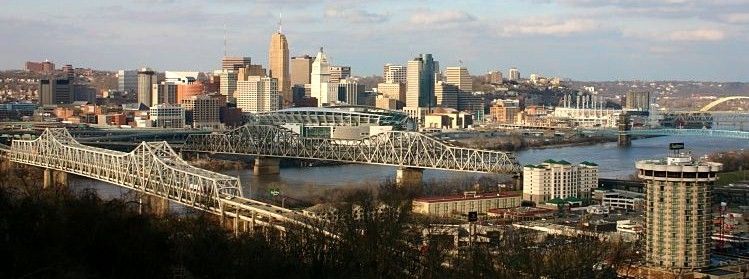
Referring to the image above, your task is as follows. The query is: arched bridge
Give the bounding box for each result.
[0,128,321,232]
[700,96,749,112]
[182,125,522,175]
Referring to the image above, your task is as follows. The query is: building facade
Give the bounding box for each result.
[489,99,519,124]
[329,66,351,84]
[117,70,137,93]
[221,56,252,71]
[637,151,722,272]
[412,191,521,217]
[445,66,472,93]
[290,55,313,86]
[269,30,291,107]
[151,82,178,105]
[508,67,520,81]
[406,54,437,109]
[311,48,336,106]
[137,68,156,107]
[625,91,651,112]
[434,81,458,109]
[182,94,225,129]
[149,104,185,128]
[523,160,599,204]
[219,69,237,99]
[39,78,72,105]
[383,64,406,84]
[236,76,279,113]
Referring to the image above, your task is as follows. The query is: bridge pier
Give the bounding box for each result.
[142,195,169,216]
[618,113,632,147]
[253,157,280,176]
[396,167,423,187]
[42,168,69,189]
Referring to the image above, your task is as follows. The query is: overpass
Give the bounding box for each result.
[0,128,324,234]
[182,125,523,185]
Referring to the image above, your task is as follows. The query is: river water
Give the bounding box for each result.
[71,135,748,200]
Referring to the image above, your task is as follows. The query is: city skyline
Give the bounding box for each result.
[1,1,749,81]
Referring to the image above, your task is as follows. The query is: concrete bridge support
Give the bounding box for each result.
[42,168,68,189]
[253,157,280,176]
[396,167,423,187]
[142,195,169,217]
[618,113,632,147]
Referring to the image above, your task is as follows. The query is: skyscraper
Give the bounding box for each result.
[445,66,472,93]
[625,91,651,112]
[118,70,137,93]
[219,70,237,99]
[311,47,337,106]
[137,68,156,107]
[291,55,313,86]
[508,67,520,81]
[383,64,406,84]
[151,82,178,105]
[269,27,291,107]
[338,78,363,105]
[329,66,351,84]
[406,54,437,109]
[38,78,72,105]
[236,76,279,113]
[434,81,458,109]
[221,56,252,71]
[637,148,722,272]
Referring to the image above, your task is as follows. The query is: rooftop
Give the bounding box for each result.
[413,191,520,203]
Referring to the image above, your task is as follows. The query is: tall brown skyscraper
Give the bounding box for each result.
[269,24,290,108]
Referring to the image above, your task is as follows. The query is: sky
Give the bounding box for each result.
[1,0,748,81]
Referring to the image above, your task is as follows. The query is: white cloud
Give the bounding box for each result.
[720,13,749,24]
[324,7,389,23]
[668,28,726,41]
[499,18,602,37]
[624,27,727,41]
[409,10,475,25]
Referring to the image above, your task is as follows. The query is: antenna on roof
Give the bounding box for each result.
[278,12,283,33]
[223,23,227,57]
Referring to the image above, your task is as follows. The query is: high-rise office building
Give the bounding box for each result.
[291,55,313,86]
[523,160,599,203]
[338,78,363,105]
[383,64,406,84]
[236,76,279,113]
[377,82,406,104]
[637,148,721,272]
[221,56,252,71]
[487,71,503,84]
[137,68,157,107]
[508,67,520,81]
[434,81,458,109]
[177,82,204,104]
[445,66,472,93]
[406,54,438,109]
[25,60,55,73]
[219,70,238,99]
[269,29,291,107]
[329,66,351,84]
[625,91,651,112]
[182,94,225,129]
[118,70,138,93]
[150,104,185,128]
[61,64,74,80]
[38,78,72,105]
[311,47,337,106]
[151,82,178,105]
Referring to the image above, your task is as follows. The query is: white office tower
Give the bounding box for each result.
[383,64,406,84]
[164,71,199,84]
[220,69,238,99]
[311,47,337,106]
[508,67,520,81]
[236,76,279,113]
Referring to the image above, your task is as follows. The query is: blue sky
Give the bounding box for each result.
[1,0,748,81]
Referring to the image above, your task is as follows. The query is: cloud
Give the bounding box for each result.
[624,28,727,41]
[719,13,749,24]
[409,10,475,25]
[499,18,603,37]
[668,28,726,41]
[324,7,389,23]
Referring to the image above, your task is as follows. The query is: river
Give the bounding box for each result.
[70,135,748,200]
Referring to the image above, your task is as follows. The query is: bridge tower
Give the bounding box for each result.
[618,113,632,147]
